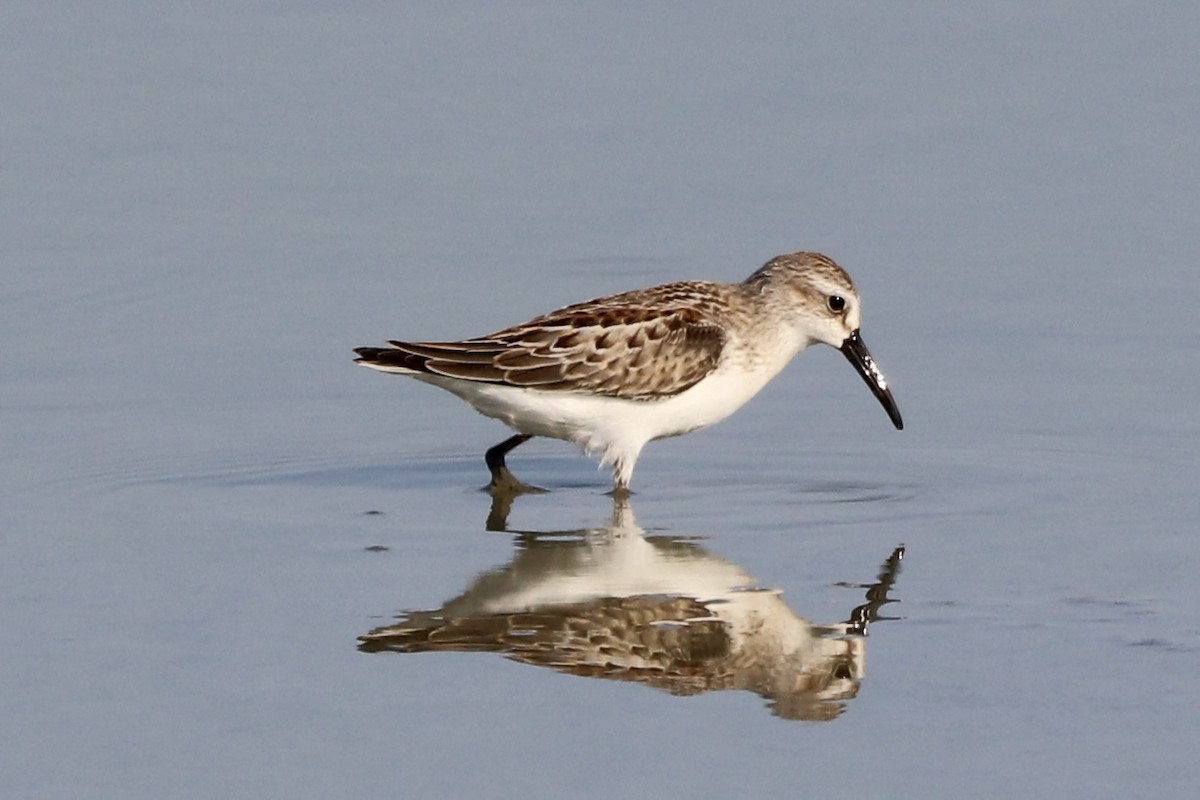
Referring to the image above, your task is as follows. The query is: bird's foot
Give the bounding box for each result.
[486,465,547,496]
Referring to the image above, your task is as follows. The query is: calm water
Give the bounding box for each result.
[5,4,1199,798]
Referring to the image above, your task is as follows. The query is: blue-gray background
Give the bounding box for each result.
[4,3,1198,798]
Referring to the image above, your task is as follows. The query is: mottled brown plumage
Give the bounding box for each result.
[356,282,736,400]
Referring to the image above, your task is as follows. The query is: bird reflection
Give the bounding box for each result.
[359,500,904,721]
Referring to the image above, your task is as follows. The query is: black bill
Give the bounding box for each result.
[839,330,903,430]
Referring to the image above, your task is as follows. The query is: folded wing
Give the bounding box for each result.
[355,300,727,400]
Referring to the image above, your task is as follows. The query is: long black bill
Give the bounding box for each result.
[839,330,903,430]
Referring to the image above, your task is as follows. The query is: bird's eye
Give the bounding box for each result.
[827,295,846,313]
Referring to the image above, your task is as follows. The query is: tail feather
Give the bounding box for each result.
[353,345,429,374]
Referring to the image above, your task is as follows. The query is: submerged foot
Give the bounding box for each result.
[483,433,544,496]
[483,466,546,531]
[486,465,547,496]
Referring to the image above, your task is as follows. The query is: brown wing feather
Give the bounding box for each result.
[356,283,730,399]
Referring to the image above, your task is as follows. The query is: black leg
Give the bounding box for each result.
[485,434,532,472]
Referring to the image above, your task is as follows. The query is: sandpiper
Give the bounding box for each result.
[355,251,902,494]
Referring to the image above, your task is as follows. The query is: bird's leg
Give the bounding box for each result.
[485,433,532,473]
[606,457,635,499]
[484,434,545,495]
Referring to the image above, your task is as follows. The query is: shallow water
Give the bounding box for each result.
[5,4,1199,798]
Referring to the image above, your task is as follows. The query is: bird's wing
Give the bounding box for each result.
[356,293,728,400]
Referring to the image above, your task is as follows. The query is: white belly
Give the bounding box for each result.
[414,355,787,456]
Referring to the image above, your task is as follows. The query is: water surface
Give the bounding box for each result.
[4,4,1198,798]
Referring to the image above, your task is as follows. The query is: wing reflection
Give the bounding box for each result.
[359,500,904,721]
